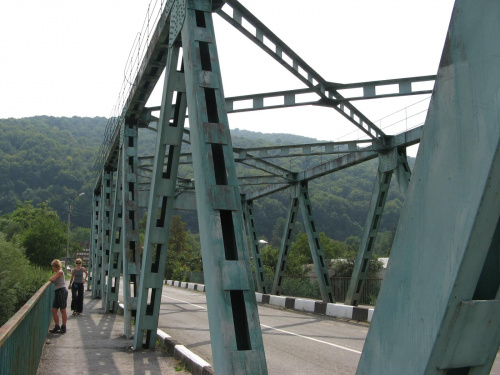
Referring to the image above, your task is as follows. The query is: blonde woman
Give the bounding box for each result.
[69,258,87,315]
[49,259,68,333]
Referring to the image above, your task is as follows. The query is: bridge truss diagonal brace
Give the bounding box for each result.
[89,194,101,295]
[134,45,187,350]
[100,170,114,309]
[242,200,267,294]
[344,149,397,306]
[272,188,301,296]
[297,182,334,303]
[181,3,268,374]
[104,152,123,314]
[120,123,142,338]
[358,1,500,373]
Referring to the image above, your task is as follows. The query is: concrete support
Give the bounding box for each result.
[89,194,100,295]
[121,123,141,339]
[297,182,334,303]
[272,191,300,296]
[104,152,123,313]
[345,150,396,306]
[100,170,113,307]
[243,200,267,294]
[180,3,268,373]
[357,1,500,373]
[133,44,187,349]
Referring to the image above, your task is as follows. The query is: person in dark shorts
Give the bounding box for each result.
[49,259,68,333]
[69,258,87,315]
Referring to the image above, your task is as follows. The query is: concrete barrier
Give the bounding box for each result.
[165,280,373,322]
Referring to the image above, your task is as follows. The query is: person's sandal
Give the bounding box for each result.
[72,311,77,316]
[49,325,60,333]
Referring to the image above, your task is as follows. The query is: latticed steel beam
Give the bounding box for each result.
[344,151,397,306]
[242,200,267,294]
[217,0,386,140]
[297,182,334,303]
[326,75,435,103]
[104,153,123,313]
[89,194,101,295]
[121,123,142,338]
[272,191,300,296]
[180,2,268,373]
[134,45,187,349]
[100,170,113,307]
[244,126,423,201]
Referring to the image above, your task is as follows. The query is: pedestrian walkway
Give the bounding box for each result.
[36,289,190,375]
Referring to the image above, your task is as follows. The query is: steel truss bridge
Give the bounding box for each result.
[89,1,500,374]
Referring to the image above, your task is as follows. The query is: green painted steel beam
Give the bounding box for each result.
[344,151,396,306]
[121,123,141,339]
[90,194,101,296]
[357,1,500,372]
[243,127,423,201]
[100,171,113,306]
[104,152,123,313]
[297,182,334,303]
[181,2,268,373]
[217,0,385,141]
[243,200,267,294]
[134,43,187,349]
[272,190,300,296]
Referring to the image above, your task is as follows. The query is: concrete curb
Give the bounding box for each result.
[165,280,374,322]
[117,303,214,375]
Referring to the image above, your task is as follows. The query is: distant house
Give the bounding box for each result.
[258,240,268,247]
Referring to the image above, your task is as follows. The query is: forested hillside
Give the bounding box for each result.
[0,116,410,253]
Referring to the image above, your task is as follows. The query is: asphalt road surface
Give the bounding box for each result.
[117,284,500,374]
[159,285,368,374]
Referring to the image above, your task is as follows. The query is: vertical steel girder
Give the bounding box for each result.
[89,194,101,295]
[104,152,123,313]
[242,200,267,294]
[344,150,396,306]
[272,190,300,296]
[121,124,141,339]
[395,147,412,194]
[133,45,187,349]
[297,182,334,303]
[181,3,268,373]
[358,1,500,373]
[100,170,113,307]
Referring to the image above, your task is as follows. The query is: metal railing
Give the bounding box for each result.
[331,277,382,305]
[94,0,168,180]
[0,281,53,375]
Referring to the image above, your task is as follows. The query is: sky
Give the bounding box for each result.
[0,0,455,155]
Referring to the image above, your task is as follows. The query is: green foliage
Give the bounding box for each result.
[0,234,52,327]
[164,216,202,281]
[330,257,384,278]
[0,116,105,226]
[1,202,66,268]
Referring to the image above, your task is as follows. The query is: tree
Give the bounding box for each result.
[0,201,66,268]
[23,214,66,268]
[0,234,51,326]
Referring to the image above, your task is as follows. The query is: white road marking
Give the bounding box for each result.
[260,324,362,354]
[162,293,362,355]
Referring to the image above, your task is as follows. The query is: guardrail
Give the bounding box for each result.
[0,281,53,375]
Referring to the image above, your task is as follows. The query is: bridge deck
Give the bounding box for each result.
[36,288,188,375]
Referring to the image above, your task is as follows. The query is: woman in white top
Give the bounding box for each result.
[49,259,68,333]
